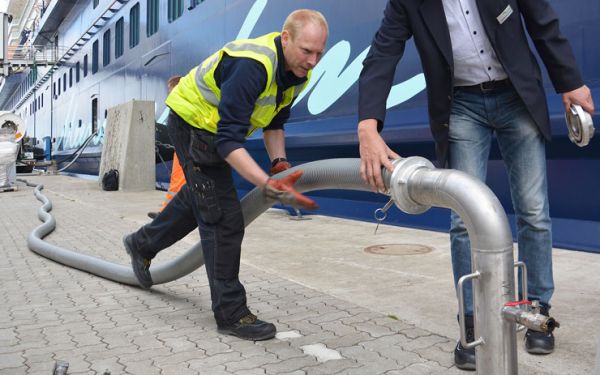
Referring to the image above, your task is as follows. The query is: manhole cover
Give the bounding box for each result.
[364,244,433,256]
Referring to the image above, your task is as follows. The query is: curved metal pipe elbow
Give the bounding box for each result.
[382,156,512,251]
[406,165,512,252]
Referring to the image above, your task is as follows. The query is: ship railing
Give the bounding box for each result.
[3,45,64,68]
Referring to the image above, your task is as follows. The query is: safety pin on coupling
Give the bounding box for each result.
[374,199,394,235]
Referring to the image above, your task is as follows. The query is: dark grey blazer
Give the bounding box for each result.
[359,0,584,166]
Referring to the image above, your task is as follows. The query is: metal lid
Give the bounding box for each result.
[565,104,594,147]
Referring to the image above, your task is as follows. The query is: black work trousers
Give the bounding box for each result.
[130,111,249,325]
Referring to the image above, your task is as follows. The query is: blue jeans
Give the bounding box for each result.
[129,111,250,326]
[448,86,553,317]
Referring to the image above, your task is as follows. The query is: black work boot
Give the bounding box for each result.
[123,234,153,289]
[217,313,276,341]
[454,317,476,371]
[525,306,554,354]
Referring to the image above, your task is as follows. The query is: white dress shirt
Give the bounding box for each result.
[442,0,508,86]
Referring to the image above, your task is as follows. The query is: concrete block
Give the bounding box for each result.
[99,100,155,191]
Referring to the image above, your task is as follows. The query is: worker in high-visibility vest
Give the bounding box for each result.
[148,76,185,220]
[124,9,328,341]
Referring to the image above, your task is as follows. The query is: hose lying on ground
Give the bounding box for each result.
[25,159,372,287]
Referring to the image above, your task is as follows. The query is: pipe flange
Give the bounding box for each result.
[565,104,594,147]
[385,157,434,214]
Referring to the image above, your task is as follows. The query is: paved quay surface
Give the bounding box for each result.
[1,174,599,374]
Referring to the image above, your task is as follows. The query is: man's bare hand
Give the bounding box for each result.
[357,119,400,192]
[562,85,595,114]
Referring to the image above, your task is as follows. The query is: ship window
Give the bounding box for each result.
[41,93,44,108]
[147,0,159,36]
[92,40,99,74]
[76,62,80,82]
[93,0,99,9]
[57,78,61,95]
[69,68,73,87]
[103,29,111,66]
[63,73,66,91]
[130,3,140,48]
[168,0,184,22]
[53,82,56,97]
[84,55,88,77]
[115,17,124,58]
[189,0,203,10]
[92,98,98,134]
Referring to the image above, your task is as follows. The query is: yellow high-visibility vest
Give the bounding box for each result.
[166,32,310,136]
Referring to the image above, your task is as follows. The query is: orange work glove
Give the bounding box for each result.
[263,170,318,210]
[270,158,291,175]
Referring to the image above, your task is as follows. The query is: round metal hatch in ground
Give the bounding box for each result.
[364,243,433,256]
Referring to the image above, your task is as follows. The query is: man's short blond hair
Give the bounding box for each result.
[282,9,328,40]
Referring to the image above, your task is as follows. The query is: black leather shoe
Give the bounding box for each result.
[217,313,276,341]
[123,235,153,289]
[147,211,159,219]
[454,325,476,371]
[525,329,554,354]
[525,305,555,354]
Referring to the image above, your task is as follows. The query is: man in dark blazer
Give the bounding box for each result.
[357,0,594,370]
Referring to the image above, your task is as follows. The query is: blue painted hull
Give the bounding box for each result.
[6,0,599,252]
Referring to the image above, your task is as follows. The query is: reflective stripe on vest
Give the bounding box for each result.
[165,32,309,135]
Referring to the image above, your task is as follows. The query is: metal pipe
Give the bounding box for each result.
[502,306,558,334]
[385,157,518,374]
[27,157,522,374]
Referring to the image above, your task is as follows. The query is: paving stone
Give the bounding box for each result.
[225,353,279,372]
[153,350,206,366]
[160,363,201,375]
[162,336,198,353]
[399,334,448,352]
[228,340,269,358]
[2,176,557,375]
[412,342,455,369]
[117,348,172,364]
[317,321,358,337]
[320,332,375,349]
[88,356,126,374]
[188,364,231,374]
[259,341,305,360]
[188,351,243,369]
[354,321,398,338]
[262,356,319,374]
[26,360,58,374]
[304,358,362,375]
[192,337,232,356]
[122,359,161,375]
[308,311,352,325]
[234,369,267,375]
[0,352,25,369]
[387,360,452,374]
